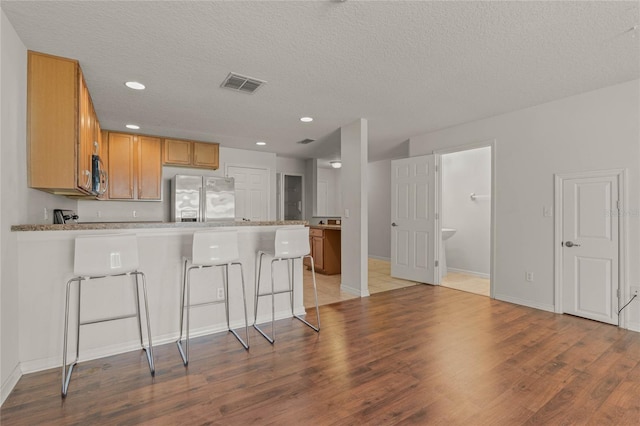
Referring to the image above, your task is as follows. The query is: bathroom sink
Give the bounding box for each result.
[442,228,457,240]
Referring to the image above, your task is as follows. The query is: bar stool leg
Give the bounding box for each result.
[237,262,250,349]
[176,258,188,364]
[177,265,194,366]
[225,263,249,349]
[134,273,145,349]
[137,272,155,375]
[253,252,264,326]
[293,255,320,332]
[62,277,82,398]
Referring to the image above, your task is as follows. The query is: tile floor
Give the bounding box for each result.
[303,259,491,308]
[441,271,491,297]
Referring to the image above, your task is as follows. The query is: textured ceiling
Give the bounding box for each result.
[2,1,639,162]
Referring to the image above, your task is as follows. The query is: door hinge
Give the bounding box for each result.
[435,165,439,172]
[435,213,439,220]
[617,289,620,298]
[616,200,621,210]
[435,260,439,267]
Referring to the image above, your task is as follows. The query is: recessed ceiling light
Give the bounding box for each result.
[256,141,266,146]
[300,117,313,123]
[125,81,145,90]
[126,124,140,130]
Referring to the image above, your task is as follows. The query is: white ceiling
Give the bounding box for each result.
[2,1,638,162]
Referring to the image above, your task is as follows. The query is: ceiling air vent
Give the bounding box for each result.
[221,72,266,94]
[296,138,316,145]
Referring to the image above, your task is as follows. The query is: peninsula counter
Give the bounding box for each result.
[12,221,308,373]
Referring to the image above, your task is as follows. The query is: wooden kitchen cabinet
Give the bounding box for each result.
[106,132,162,200]
[163,138,219,169]
[304,227,341,275]
[27,51,102,196]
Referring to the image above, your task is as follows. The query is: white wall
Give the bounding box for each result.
[2,12,25,403]
[276,156,306,175]
[368,159,391,260]
[410,79,640,329]
[78,147,277,222]
[317,167,341,217]
[442,147,491,276]
[340,119,369,297]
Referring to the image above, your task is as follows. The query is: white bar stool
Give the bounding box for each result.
[176,230,250,366]
[253,227,320,344]
[62,234,155,398]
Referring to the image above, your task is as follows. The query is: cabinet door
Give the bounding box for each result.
[193,142,219,169]
[77,75,93,192]
[137,136,162,200]
[312,236,324,270]
[163,139,192,165]
[107,133,135,199]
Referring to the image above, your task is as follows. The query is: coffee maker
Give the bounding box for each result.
[53,209,78,224]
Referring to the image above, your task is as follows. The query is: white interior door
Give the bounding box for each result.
[227,166,269,221]
[561,174,619,325]
[391,155,437,283]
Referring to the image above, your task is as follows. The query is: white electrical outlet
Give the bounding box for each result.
[96,210,102,218]
[132,210,138,218]
[217,288,225,300]
[43,208,48,220]
[525,272,534,282]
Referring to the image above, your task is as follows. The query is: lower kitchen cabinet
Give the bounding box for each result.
[304,227,341,275]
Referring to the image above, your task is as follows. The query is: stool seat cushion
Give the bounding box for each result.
[271,227,310,259]
[192,230,240,266]
[73,234,139,277]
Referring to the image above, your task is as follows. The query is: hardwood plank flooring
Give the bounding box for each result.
[3,285,640,425]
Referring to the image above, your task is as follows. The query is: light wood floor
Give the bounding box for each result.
[3,285,640,424]
[303,258,419,308]
[441,271,491,297]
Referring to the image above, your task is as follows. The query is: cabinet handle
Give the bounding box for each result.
[83,170,91,189]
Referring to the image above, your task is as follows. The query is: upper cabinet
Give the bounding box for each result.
[106,132,162,201]
[27,51,101,196]
[163,139,219,170]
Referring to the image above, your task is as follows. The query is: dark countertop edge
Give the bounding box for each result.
[11,220,308,232]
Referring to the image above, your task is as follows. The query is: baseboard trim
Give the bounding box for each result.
[627,321,640,333]
[20,309,302,375]
[341,283,369,297]
[494,294,555,313]
[447,267,490,279]
[1,363,22,406]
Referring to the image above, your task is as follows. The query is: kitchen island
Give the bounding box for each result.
[11,221,308,374]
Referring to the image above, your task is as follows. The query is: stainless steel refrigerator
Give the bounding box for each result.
[171,175,235,222]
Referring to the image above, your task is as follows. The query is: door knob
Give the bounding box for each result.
[564,241,581,247]
[391,222,398,227]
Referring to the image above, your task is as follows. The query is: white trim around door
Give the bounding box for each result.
[554,168,627,328]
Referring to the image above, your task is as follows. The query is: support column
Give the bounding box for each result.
[340,119,369,297]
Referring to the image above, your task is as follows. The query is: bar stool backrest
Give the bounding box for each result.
[274,227,310,259]
[73,234,139,277]
[192,230,240,266]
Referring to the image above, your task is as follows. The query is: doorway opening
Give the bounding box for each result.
[438,144,493,297]
[277,173,304,221]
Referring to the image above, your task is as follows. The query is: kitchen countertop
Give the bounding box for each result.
[11,220,307,232]
[310,224,342,230]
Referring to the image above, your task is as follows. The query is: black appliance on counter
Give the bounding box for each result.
[53,209,78,224]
